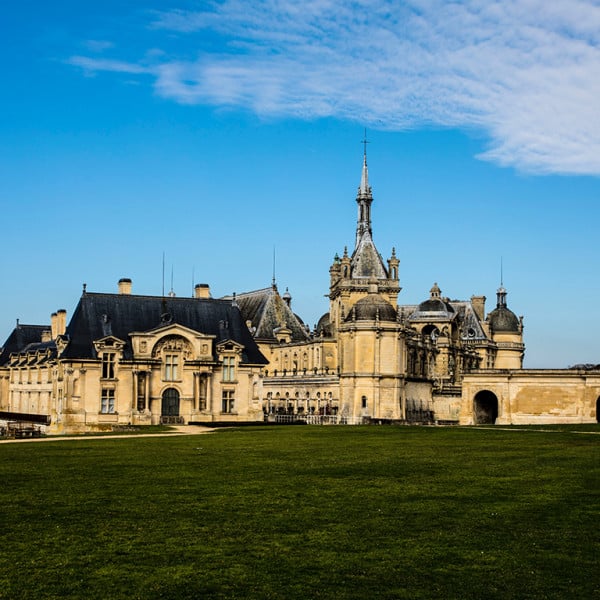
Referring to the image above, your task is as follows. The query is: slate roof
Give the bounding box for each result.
[229,287,310,343]
[406,299,488,340]
[0,325,51,365]
[351,234,388,279]
[61,292,267,364]
[346,293,397,322]
[487,306,520,333]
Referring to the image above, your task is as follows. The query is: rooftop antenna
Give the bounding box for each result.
[272,245,277,288]
[500,257,504,287]
[191,266,195,298]
[162,252,165,297]
[168,265,175,297]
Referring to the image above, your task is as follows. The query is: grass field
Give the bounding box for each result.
[1,425,599,599]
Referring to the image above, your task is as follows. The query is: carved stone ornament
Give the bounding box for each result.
[152,335,193,359]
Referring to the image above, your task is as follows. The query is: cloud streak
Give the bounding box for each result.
[68,0,600,174]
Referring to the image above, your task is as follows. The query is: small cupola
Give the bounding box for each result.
[282,287,292,307]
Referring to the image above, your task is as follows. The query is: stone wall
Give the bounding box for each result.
[460,370,600,425]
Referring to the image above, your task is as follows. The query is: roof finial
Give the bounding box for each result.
[362,128,369,164]
[500,256,504,287]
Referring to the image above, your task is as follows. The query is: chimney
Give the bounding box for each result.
[194,283,210,299]
[41,330,52,343]
[56,309,67,336]
[471,295,486,321]
[50,312,58,339]
[118,278,132,295]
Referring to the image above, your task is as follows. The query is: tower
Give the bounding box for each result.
[486,285,524,369]
[328,145,401,335]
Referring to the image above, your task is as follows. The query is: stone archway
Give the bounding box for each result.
[161,388,180,418]
[474,390,499,424]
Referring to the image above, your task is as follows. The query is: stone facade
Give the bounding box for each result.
[240,152,540,424]
[460,370,600,425]
[0,284,266,433]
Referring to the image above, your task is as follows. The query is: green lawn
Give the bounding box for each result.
[1,426,599,599]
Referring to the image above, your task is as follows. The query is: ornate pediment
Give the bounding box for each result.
[93,336,125,356]
[152,335,193,359]
[130,323,215,361]
[216,339,244,356]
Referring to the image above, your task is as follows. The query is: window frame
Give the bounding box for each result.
[101,352,116,379]
[222,356,236,382]
[221,389,235,413]
[163,353,180,381]
[100,388,116,414]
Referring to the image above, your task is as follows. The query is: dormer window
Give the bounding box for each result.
[101,352,116,379]
[222,356,236,382]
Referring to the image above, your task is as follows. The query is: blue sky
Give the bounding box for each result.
[2,0,600,367]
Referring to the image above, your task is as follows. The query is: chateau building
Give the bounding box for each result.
[1,150,598,432]
[0,281,267,432]
[242,151,525,423]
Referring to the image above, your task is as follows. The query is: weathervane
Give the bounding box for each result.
[361,128,370,161]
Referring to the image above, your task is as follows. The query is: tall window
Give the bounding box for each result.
[164,354,179,381]
[101,389,115,414]
[222,356,235,382]
[199,377,207,411]
[101,352,116,379]
[222,390,235,413]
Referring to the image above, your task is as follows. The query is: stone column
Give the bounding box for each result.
[206,376,212,414]
[193,372,199,411]
[144,371,150,412]
[132,371,138,412]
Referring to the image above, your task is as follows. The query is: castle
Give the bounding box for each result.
[1,151,598,433]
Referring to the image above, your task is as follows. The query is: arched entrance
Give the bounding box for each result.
[474,390,498,424]
[596,397,600,423]
[161,388,180,418]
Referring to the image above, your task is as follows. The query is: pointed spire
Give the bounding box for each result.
[359,129,371,197]
[497,259,507,308]
[355,132,373,249]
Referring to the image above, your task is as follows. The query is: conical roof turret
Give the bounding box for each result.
[351,144,387,279]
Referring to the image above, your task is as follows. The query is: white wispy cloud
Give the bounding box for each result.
[68,0,600,174]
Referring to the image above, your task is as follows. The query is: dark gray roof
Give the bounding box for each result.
[487,306,520,333]
[346,294,397,322]
[316,312,332,337]
[61,292,267,364]
[0,325,51,365]
[408,299,456,322]
[351,235,388,279]
[230,287,310,343]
